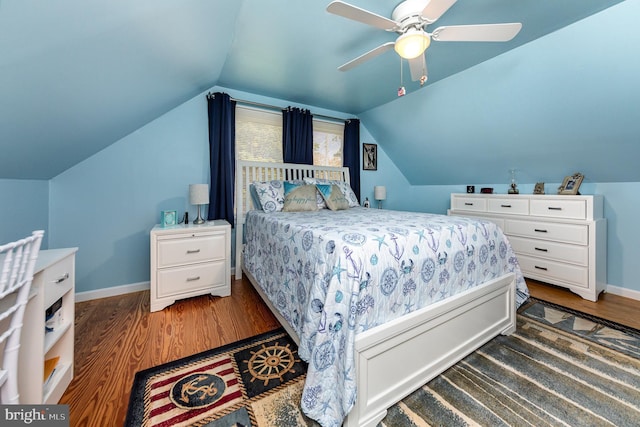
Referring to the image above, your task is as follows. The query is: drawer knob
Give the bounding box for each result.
[54,273,70,284]
[186,276,201,282]
[501,204,512,208]
[548,207,562,211]
[534,228,548,233]
[534,266,548,271]
[464,203,473,206]
[186,249,201,254]
[534,247,548,252]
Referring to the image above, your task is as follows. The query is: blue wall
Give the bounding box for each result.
[0,179,49,248]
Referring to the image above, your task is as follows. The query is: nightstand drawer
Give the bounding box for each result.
[530,199,587,220]
[487,198,528,215]
[157,233,226,268]
[505,219,588,245]
[157,261,227,297]
[509,236,588,266]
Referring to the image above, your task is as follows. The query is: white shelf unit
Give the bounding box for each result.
[449,193,606,301]
[150,220,231,312]
[19,247,77,404]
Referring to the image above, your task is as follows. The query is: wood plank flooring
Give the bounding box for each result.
[59,278,639,426]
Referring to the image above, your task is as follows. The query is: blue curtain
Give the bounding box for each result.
[207,92,236,225]
[343,118,361,201]
[282,107,313,164]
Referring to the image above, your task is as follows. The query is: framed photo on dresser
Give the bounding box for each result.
[558,173,584,195]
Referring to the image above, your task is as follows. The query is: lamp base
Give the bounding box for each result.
[193,205,205,224]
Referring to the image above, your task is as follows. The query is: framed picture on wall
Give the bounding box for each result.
[363,143,377,171]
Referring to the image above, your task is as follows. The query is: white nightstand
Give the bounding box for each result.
[150,220,231,312]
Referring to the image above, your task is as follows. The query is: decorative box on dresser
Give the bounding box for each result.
[150,220,231,312]
[449,193,606,301]
[19,247,77,404]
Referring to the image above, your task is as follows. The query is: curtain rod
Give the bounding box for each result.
[207,92,352,124]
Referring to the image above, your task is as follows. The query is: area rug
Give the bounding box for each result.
[125,300,640,426]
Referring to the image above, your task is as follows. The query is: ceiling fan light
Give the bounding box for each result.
[394,28,431,59]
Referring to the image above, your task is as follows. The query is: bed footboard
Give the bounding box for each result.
[344,273,516,427]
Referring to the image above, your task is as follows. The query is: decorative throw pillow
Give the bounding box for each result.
[316,184,350,211]
[252,180,285,213]
[304,178,359,207]
[248,184,263,210]
[282,182,318,212]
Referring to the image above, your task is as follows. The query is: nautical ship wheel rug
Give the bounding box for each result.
[125,328,313,427]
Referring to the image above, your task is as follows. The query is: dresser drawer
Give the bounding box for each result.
[517,255,589,289]
[505,219,588,245]
[157,260,227,297]
[451,196,487,212]
[530,198,587,220]
[487,198,529,215]
[508,236,588,266]
[157,233,226,268]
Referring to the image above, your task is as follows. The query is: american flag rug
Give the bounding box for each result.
[125,328,312,427]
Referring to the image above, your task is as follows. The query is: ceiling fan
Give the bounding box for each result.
[326,0,522,84]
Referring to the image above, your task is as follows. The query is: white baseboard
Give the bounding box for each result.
[75,281,150,303]
[605,284,640,301]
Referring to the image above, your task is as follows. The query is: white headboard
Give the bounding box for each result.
[234,160,350,278]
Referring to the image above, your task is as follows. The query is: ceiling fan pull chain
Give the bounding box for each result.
[398,58,406,97]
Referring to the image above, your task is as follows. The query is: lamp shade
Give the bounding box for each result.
[374,186,387,201]
[394,28,431,59]
[189,184,209,205]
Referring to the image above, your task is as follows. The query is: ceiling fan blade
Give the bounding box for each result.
[408,55,428,82]
[337,42,395,71]
[327,1,398,31]
[421,0,457,24]
[431,23,522,42]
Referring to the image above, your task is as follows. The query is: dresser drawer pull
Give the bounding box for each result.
[534,266,548,271]
[501,204,512,208]
[547,207,563,211]
[186,276,201,282]
[534,247,548,252]
[186,249,201,254]
[54,273,70,284]
[534,228,548,233]
[464,202,474,206]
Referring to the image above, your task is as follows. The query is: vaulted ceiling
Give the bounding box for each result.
[0,0,626,181]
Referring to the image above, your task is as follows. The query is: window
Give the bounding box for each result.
[235,107,283,162]
[235,106,344,166]
[313,120,344,167]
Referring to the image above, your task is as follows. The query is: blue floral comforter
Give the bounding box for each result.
[243,207,528,427]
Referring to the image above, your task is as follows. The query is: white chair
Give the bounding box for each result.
[0,230,44,404]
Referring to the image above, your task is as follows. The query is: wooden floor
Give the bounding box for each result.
[59,278,640,427]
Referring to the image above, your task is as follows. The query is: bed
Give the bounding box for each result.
[234,160,529,427]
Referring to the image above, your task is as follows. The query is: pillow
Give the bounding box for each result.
[304,177,359,207]
[282,182,318,212]
[316,184,350,211]
[249,184,263,210]
[252,180,285,212]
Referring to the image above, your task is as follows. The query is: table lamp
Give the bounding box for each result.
[374,186,386,209]
[189,184,209,224]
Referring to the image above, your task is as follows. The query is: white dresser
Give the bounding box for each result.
[20,248,77,404]
[150,220,231,312]
[449,193,606,301]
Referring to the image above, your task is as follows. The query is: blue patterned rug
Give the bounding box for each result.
[125,299,640,426]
